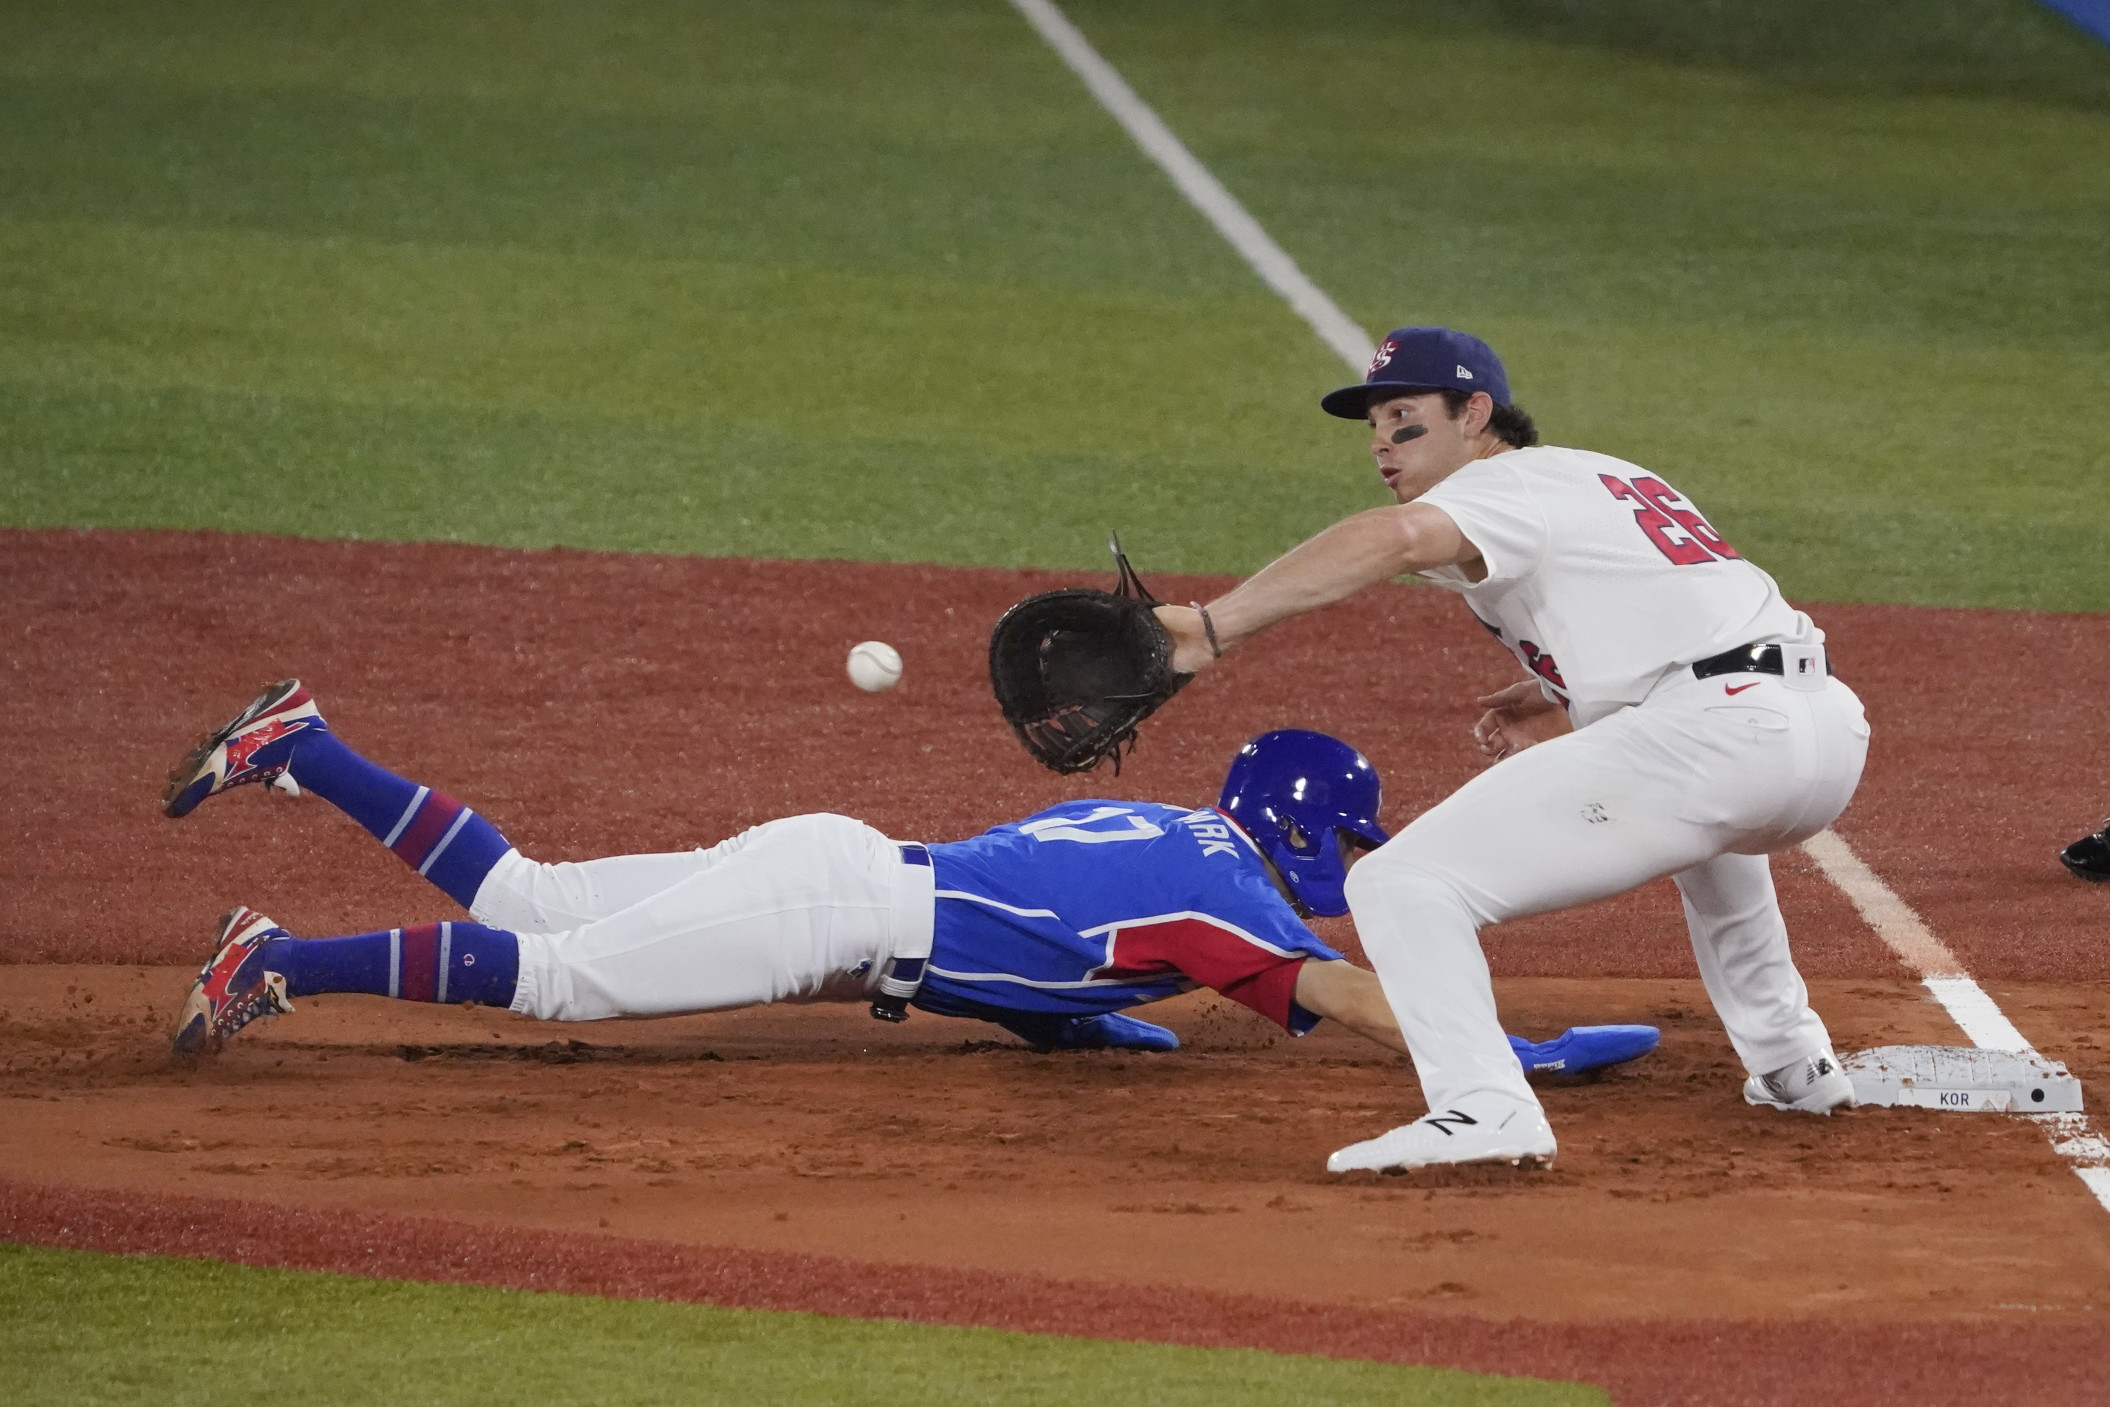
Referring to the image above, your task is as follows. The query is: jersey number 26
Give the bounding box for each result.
[1599,474,1740,566]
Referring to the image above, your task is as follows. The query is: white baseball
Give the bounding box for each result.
[846,640,903,692]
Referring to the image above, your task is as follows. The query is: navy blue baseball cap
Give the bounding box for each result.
[1320,326,1511,419]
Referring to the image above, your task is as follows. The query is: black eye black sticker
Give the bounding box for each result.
[1392,425,1427,444]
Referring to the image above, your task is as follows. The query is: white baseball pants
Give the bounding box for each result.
[467,813,935,1022]
[1345,667,1870,1115]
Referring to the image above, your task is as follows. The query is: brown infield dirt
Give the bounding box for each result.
[4,526,2110,1405]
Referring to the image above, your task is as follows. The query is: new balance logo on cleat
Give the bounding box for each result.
[1326,1098,1556,1173]
[1422,1109,1481,1137]
[1744,1048,1857,1115]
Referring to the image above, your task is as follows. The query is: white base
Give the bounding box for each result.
[1844,1045,2082,1114]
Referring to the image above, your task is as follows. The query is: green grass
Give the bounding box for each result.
[0,1244,1601,1406]
[0,0,1367,573]
[0,0,2106,604]
[1385,0,2110,111]
[1063,0,2110,608]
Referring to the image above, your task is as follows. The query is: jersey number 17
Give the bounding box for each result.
[1599,474,1740,566]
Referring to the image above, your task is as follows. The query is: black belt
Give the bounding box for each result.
[1691,643,1833,680]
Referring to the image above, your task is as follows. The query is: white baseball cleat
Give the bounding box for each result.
[1327,1095,1557,1174]
[1743,1048,1856,1114]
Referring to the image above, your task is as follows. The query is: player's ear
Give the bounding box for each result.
[1465,391,1496,436]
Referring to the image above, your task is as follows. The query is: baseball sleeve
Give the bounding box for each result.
[1094,919,1323,1033]
[1414,457,1550,585]
[1093,870,1344,1036]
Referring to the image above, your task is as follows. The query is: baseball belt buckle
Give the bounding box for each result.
[1780,644,1827,692]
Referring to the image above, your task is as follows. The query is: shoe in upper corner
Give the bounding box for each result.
[1326,1093,1556,1174]
[1053,1011,1180,1052]
[1743,1048,1856,1115]
[2060,821,2110,883]
[162,679,324,818]
[171,906,296,1055]
[1510,1023,1660,1078]
[991,1010,1180,1052]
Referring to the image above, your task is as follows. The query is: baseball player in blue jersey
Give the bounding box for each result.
[162,681,1654,1078]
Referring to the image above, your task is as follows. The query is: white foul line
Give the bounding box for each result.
[1011,0,2106,1217]
[1005,0,1375,373]
[1803,829,2110,1214]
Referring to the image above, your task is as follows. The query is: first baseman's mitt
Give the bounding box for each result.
[989,538,1191,774]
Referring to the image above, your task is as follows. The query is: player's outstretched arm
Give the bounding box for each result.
[1155,505,1478,674]
[1293,959,1408,1055]
[1292,958,1663,1082]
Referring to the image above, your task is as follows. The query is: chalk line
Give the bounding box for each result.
[1803,829,2110,1213]
[1005,0,1374,373]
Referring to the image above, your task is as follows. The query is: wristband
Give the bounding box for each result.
[1191,602,1223,659]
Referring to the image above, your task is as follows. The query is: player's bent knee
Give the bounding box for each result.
[1341,852,1385,914]
[1343,835,1451,900]
[465,848,538,930]
[1343,853,1480,957]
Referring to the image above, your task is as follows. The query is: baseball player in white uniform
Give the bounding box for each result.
[1157,326,1870,1174]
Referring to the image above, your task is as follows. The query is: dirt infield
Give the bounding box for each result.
[7,528,2106,978]
[5,527,2110,1402]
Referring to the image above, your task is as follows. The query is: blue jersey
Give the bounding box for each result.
[914,801,1342,1033]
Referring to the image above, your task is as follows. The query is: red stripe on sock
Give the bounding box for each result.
[390,792,464,868]
[398,923,441,1003]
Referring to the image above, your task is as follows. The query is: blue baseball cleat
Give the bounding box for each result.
[163,680,325,818]
[1509,1024,1659,1077]
[1055,1012,1180,1052]
[993,1011,1180,1052]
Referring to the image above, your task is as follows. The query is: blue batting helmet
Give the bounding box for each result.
[1218,730,1390,917]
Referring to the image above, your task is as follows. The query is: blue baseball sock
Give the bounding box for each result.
[288,731,512,909]
[270,922,519,1006]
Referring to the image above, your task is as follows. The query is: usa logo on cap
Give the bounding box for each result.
[1319,326,1513,419]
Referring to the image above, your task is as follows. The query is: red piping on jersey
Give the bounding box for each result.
[1088,914,1306,1030]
